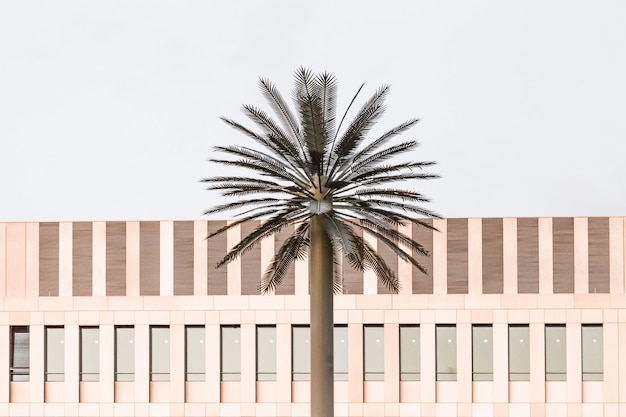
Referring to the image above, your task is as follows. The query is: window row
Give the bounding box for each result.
[9,324,603,383]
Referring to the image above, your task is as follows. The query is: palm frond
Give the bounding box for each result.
[205,68,439,295]
[258,77,303,146]
[260,222,310,293]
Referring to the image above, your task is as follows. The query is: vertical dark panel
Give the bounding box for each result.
[72,222,92,296]
[207,221,228,295]
[588,217,610,293]
[342,228,363,294]
[482,218,503,294]
[106,222,126,296]
[275,224,295,295]
[39,222,59,296]
[553,217,574,293]
[447,218,468,294]
[240,221,261,295]
[412,220,433,294]
[377,225,398,295]
[140,221,160,296]
[517,218,539,293]
[174,221,194,295]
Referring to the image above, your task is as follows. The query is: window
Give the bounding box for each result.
[582,325,603,381]
[292,326,310,381]
[10,326,29,381]
[80,327,99,381]
[508,325,530,381]
[115,326,134,381]
[400,325,420,381]
[186,326,205,381]
[472,325,493,381]
[364,325,384,381]
[256,325,276,381]
[334,325,348,381]
[436,325,456,381]
[221,325,240,381]
[150,326,170,381]
[45,326,64,381]
[545,325,566,381]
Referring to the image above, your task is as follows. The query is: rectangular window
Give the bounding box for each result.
[436,325,457,381]
[400,325,420,381]
[10,326,29,381]
[80,327,99,381]
[45,326,64,381]
[508,325,530,381]
[221,325,240,381]
[334,325,348,381]
[292,325,310,381]
[150,326,170,381]
[186,326,205,381]
[115,326,134,381]
[545,324,566,381]
[256,325,276,381]
[364,325,384,381]
[582,325,603,381]
[472,325,493,381]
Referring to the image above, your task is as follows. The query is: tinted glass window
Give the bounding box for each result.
[545,325,566,381]
[80,327,99,381]
[436,325,456,381]
[582,325,603,381]
[509,325,530,381]
[400,325,420,381]
[221,325,241,381]
[150,326,170,381]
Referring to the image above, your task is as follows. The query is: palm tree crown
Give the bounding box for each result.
[203,68,439,293]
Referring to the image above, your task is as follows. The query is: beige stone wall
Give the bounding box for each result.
[0,218,625,416]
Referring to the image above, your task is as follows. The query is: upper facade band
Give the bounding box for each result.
[0,218,624,298]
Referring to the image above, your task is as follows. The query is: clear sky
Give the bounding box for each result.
[1,1,625,222]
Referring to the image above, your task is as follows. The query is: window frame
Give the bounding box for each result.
[115,325,135,382]
[582,324,603,381]
[45,326,65,382]
[472,324,493,381]
[436,324,457,381]
[399,325,420,381]
[363,324,385,381]
[256,325,277,381]
[185,325,206,382]
[10,326,30,382]
[80,326,99,382]
[220,325,241,381]
[545,324,567,381]
[508,324,530,381]
[150,325,170,382]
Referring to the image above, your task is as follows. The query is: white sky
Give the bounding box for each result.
[1,1,625,222]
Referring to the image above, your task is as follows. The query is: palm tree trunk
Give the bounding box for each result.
[309,214,334,417]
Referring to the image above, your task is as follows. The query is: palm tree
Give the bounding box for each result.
[203,68,438,417]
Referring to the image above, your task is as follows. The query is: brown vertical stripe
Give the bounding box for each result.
[412,220,433,294]
[588,217,610,293]
[207,221,228,295]
[39,222,59,296]
[72,222,92,296]
[377,225,398,295]
[106,222,126,296]
[275,224,296,295]
[553,217,574,293]
[174,221,194,295]
[240,220,261,295]
[447,218,468,294]
[517,218,539,293]
[342,227,363,294]
[482,218,503,294]
[140,221,160,296]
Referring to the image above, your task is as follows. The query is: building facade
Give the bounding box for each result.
[0,217,625,417]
